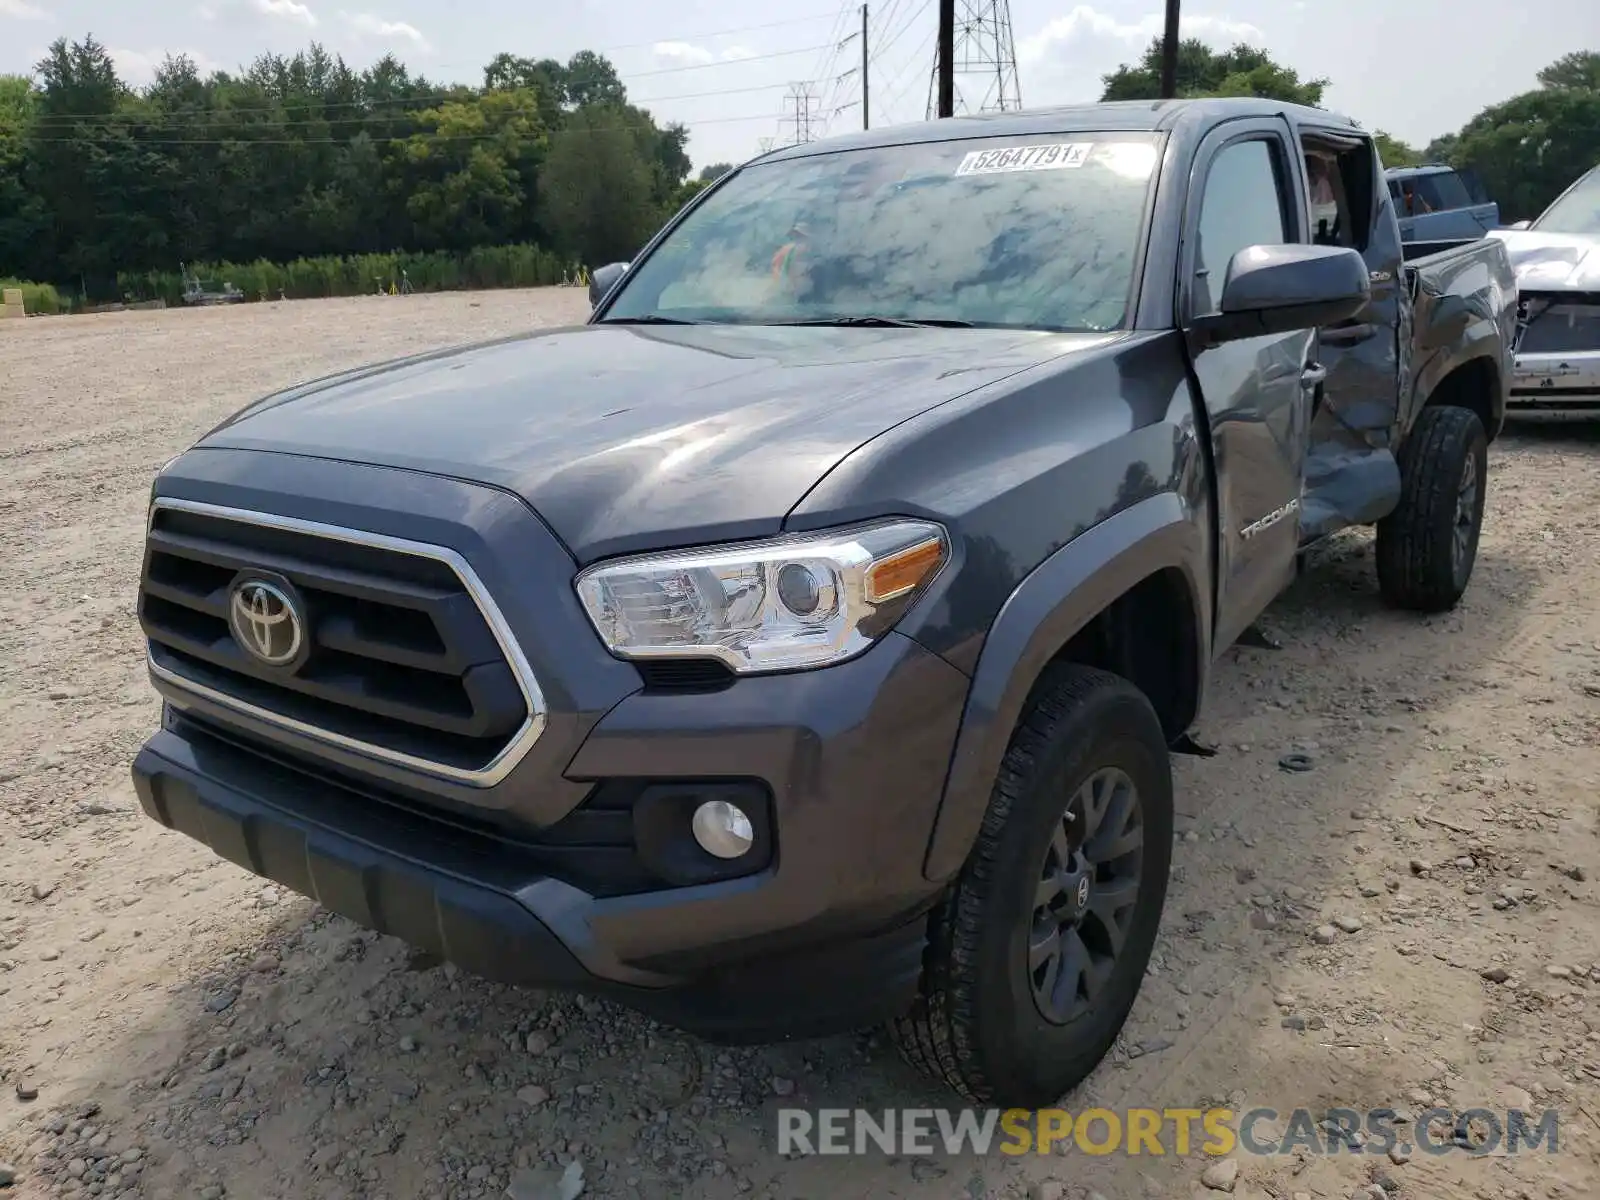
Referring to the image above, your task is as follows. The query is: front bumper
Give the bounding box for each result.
[135,447,977,1038]
[1509,350,1600,411]
[134,621,969,1040]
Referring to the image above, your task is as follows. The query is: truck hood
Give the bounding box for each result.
[1487,228,1600,292]
[201,321,1111,561]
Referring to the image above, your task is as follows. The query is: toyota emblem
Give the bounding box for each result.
[1075,876,1091,908]
[228,577,305,668]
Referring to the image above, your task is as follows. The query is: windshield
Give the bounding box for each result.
[601,132,1163,332]
[1533,164,1600,236]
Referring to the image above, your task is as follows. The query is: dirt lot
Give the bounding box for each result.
[2,289,1600,1200]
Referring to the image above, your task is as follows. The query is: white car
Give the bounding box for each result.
[1488,163,1600,414]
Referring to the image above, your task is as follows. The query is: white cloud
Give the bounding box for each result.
[197,0,318,26]
[1017,5,1263,65]
[255,0,317,25]
[339,10,429,49]
[652,41,758,67]
[111,47,224,85]
[653,40,715,65]
[0,0,47,19]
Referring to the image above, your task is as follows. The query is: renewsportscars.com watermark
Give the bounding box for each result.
[776,1107,1561,1157]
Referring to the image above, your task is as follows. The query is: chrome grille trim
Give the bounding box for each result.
[144,497,548,787]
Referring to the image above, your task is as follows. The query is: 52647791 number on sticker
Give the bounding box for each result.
[954,143,1092,176]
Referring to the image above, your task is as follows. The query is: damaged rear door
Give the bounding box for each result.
[1294,126,1406,542]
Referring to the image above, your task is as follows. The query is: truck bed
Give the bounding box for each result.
[1402,234,1518,435]
[1401,237,1492,263]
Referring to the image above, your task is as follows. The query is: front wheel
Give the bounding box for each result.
[1375,405,1488,613]
[891,666,1173,1107]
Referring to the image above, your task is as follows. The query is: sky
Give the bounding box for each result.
[2,0,1597,170]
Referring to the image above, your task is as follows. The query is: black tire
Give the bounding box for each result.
[1375,405,1488,613]
[891,665,1174,1107]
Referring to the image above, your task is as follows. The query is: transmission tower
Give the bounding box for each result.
[782,82,820,145]
[926,0,1022,119]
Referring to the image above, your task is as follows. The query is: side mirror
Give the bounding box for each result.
[589,262,629,309]
[1193,244,1370,346]
[1503,219,1531,231]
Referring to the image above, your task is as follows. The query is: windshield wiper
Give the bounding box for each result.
[774,315,976,328]
[599,314,703,325]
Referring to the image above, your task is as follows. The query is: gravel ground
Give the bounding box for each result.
[2,289,1600,1200]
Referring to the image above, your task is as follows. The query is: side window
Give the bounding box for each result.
[1193,138,1289,317]
[1414,170,1472,212]
[1456,167,1491,206]
[1302,138,1374,252]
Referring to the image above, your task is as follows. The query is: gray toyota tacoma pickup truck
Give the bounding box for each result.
[132,98,1515,1107]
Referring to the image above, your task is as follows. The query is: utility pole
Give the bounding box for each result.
[861,4,870,129]
[936,0,955,118]
[1158,0,1181,99]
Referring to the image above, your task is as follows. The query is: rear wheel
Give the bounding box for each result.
[891,666,1173,1107]
[1375,405,1488,613]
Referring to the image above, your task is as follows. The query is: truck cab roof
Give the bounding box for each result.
[756,97,1364,164]
[1386,164,1461,180]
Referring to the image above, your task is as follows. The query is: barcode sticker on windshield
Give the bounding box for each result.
[954,142,1091,176]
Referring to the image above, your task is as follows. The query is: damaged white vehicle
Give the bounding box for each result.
[1490,163,1600,413]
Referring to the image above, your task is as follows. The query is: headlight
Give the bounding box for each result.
[574,519,950,674]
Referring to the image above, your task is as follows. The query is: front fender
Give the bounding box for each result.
[921,491,1209,882]
[1408,242,1516,441]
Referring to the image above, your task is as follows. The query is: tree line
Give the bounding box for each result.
[0,37,708,303]
[3,36,1598,308]
[1100,41,1600,223]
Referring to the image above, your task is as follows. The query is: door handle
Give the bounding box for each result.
[1300,363,1327,389]
[1322,323,1377,346]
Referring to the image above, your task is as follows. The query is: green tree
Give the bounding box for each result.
[0,37,683,298]
[403,89,546,247]
[1445,84,1600,220]
[564,50,628,108]
[1538,51,1600,91]
[539,104,662,264]
[1422,132,1460,164]
[28,35,132,287]
[1372,130,1423,168]
[697,161,734,182]
[483,53,567,128]
[0,76,48,276]
[1101,39,1328,106]
[668,176,713,213]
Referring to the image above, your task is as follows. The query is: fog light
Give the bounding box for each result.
[691,799,755,859]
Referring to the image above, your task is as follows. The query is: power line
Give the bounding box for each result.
[871,0,934,67]
[26,80,798,133]
[876,28,935,123]
[26,43,833,126]
[581,10,848,54]
[806,0,868,139]
[868,0,908,47]
[22,112,784,147]
[849,0,931,128]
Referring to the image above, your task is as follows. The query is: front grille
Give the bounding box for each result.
[1517,292,1600,354]
[140,500,539,782]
